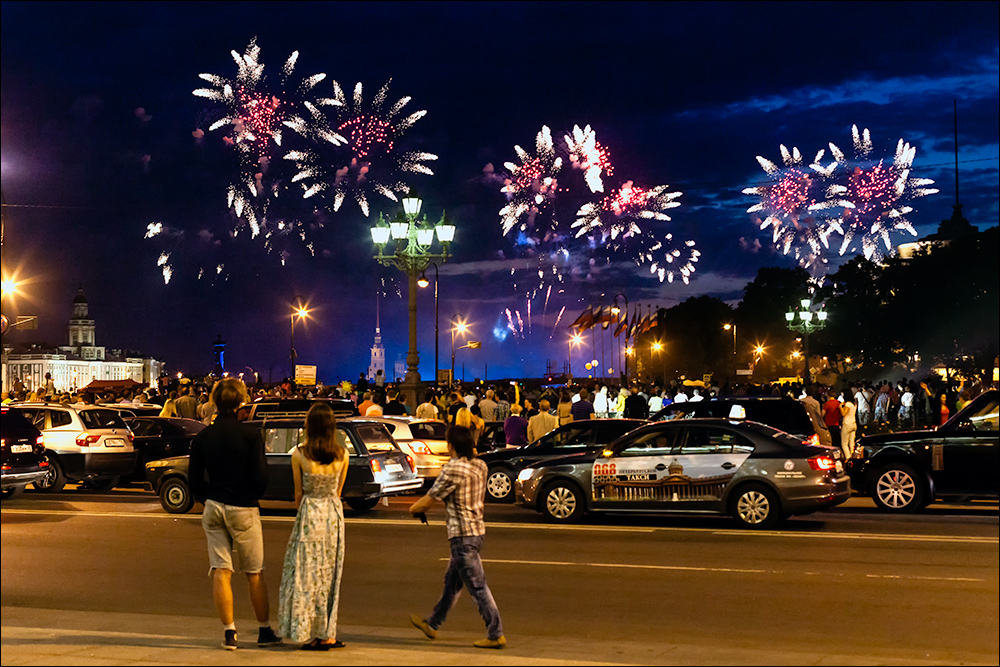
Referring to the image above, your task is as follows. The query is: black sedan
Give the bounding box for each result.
[479,419,644,502]
[652,397,818,444]
[124,417,205,483]
[846,389,998,512]
[515,418,850,528]
[1,406,49,499]
[145,417,423,513]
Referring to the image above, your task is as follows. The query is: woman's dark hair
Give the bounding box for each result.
[447,425,476,460]
[303,403,343,465]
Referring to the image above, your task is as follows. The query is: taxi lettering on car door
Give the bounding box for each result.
[592,424,754,509]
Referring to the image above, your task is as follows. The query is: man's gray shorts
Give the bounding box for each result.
[201,499,264,574]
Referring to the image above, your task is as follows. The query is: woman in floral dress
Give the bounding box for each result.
[278,403,349,650]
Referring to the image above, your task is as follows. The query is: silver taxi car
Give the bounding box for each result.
[515,417,850,529]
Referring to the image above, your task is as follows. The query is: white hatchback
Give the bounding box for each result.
[12,403,136,492]
[362,416,450,483]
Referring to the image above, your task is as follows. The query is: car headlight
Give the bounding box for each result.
[517,468,537,482]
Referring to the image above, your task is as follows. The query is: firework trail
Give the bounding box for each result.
[564,124,613,194]
[193,38,328,240]
[549,305,566,340]
[574,181,697,283]
[286,80,437,216]
[817,125,938,261]
[742,144,840,273]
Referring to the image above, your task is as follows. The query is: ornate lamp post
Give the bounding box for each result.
[723,323,737,384]
[417,262,439,386]
[785,298,828,385]
[371,194,456,409]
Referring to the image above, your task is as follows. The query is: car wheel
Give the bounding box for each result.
[346,497,380,513]
[159,477,194,514]
[33,456,66,493]
[486,467,515,503]
[541,481,584,523]
[731,483,781,529]
[1,485,26,500]
[870,463,927,512]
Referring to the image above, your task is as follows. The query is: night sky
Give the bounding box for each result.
[2,1,997,384]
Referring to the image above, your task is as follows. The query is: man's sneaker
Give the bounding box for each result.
[474,636,506,649]
[409,614,437,639]
[222,629,238,651]
[257,626,281,646]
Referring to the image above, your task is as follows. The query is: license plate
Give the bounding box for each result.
[835,460,844,474]
[385,462,404,473]
[105,438,126,448]
[11,444,32,454]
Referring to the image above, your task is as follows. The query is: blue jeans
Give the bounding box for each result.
[428,535,503,639]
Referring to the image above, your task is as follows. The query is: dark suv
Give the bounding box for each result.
[236,397,359,421]
[651,397,818,444]
[1,406,49,499]
[846,389,998,512]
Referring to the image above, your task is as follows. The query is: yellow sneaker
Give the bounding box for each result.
[409,614,437,639]
[473,636,506,649]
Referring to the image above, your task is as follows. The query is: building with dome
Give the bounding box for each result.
[2,288,164,394]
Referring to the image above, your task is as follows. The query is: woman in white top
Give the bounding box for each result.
[840,392,858,458]
[593,386,609,419]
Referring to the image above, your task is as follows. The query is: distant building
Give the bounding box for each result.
[897,203,978,259]
[2,288,164,393]
[394,355,406,382]
[367,299,386,382]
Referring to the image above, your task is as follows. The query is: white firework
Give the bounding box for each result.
[499,125,563,236]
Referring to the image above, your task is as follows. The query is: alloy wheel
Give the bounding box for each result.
[876,469,916,509]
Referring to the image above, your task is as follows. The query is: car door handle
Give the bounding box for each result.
[721,462,736,470]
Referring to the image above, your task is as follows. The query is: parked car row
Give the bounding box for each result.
[5,392,995,530]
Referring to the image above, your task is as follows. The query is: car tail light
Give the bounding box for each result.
[1,465,10,471]
[405,455,416,473]
[409,441,433,456]
[802,434,819,447]
[75,433,101,447]
[369,460,383,474]
[807,455,837,471]
[39,459,49,468]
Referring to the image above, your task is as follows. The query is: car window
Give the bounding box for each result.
[617,426,680,457]
[381,423,397,434]
[48,410,74,428]
[354,424,397,452]
[176,420,206,436]
[16,408,43,427]
[681,425,754,454]
[263,427,304,454]
[335,428,358,456]
[962,396,999,431]
[594,421,640,442]
[743,422,804,447]
[409,422,448,440]
[550,425,593,448]
[80,409,128,430]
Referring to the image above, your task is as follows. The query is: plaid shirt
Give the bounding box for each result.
[428,457,487,539]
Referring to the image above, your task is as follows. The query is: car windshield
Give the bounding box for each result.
[354,423,398,452]
[175,420,207,436]
[742,422,804,447]
[953,394,999,431]
[80,409,129,430]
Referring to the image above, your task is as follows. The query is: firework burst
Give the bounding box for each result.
[819,125,939,261]
[564,124,613,193]
[286,80,437,216]
[573,181,696,283]
[194,38,328,239]
[743,145,840,273]
[499,125,563,236]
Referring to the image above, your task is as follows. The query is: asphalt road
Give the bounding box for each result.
[2,486,998,665]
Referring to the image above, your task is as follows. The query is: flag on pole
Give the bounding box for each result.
[569,306,593,331]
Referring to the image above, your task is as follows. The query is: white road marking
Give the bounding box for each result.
[2,508,997,545]
[470,558,987,583]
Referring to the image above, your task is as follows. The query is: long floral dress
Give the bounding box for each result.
[277,463,345,643]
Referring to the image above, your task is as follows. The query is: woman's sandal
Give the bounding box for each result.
[323,640,346,649]
[301,639,329,651]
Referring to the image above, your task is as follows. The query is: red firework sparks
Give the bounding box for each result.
[844,162,898,223]
[338,115,394,160]
[766,168,812,214]
[604,182,647,216]
[236,88,282,157]
[594,141,614,176]
[509,157,547,190]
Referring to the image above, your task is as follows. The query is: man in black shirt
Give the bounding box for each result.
[623,385,650,419]
[383,390,408,416]
[189,379,280,651]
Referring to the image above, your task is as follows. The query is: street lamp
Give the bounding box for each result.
[568,333,583,383]
[371,193,456,408]
[417,262,440,386]
[785,298,828,384]
[450,317,479,386]
[611,292,629,381]
[723,323,737,383]
[290,296,309,378]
